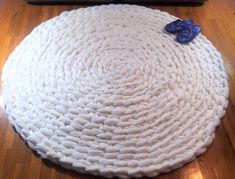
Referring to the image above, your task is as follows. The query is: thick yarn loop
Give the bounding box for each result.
[1,5,229,178]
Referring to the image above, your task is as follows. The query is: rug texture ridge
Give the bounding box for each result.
[1,4,229,178]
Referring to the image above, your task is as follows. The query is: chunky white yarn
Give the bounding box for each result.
[1,4,229,178]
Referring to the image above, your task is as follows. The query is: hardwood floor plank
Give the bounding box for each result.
[223,98,235,150]
[13,163,30,179]
[197,124,235,179]
[156,160,203,179]
[39,159,53,179]
[27,155,42,179]
[0,36,12,72]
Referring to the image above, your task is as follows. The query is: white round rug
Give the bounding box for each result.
[2,4,229,178]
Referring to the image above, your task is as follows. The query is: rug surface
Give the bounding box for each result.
[1,4,229,178]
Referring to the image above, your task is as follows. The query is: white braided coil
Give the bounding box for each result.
[1,4,229,178]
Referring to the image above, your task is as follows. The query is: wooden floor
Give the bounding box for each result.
[0,0,235,178]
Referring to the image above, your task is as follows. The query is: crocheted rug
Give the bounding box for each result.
[2,4,229,178]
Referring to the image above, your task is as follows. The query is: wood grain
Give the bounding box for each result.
[0,0,235,179]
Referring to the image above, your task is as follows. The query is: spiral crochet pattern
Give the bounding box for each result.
[1,4,229,178]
